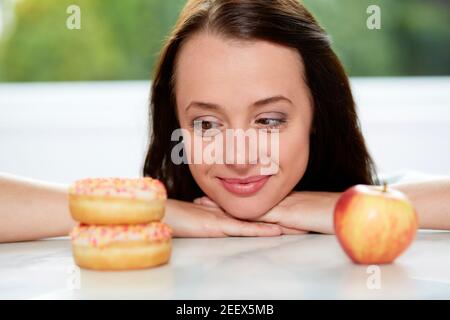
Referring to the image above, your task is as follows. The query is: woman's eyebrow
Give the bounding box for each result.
[253,95,293,107]
[185,101,220,112]
[185,95,292,112]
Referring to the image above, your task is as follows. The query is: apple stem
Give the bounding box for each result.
[383,181,388,192]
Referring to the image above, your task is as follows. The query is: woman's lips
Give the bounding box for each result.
[218,175,272,196]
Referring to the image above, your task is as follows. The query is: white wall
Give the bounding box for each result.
[0,81,150,183]
[0,78,449,184]
[353,77,450,180]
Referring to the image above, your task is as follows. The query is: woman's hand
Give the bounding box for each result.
[193,196,310,235]
[194,192,340,235]
[252,191,341,234]
[256,180,450,233]
[164,198,283,237]
[175,178,450,237]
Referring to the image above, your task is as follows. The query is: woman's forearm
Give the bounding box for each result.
[0,173,75,243]
[255,178,450,235]
[393,178,450,230]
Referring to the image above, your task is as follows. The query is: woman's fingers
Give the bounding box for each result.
[251,208,280,224]
[221,219,282,237]
[193,196,220,208]
[279,226,308,235]
[251,208,307,235]
[199,202,285,237]
[187,197,305,237]
[168,199,283,238]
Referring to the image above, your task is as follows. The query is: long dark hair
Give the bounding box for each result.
[143,0,379,201]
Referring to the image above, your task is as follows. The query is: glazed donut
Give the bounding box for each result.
[69,177,167,225]
[70,222,172,270]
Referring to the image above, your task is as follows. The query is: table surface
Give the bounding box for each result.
[1,231,449,299]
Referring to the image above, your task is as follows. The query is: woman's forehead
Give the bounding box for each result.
[174,32,307,111]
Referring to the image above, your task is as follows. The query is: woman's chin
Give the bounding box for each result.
[220,201,272,220]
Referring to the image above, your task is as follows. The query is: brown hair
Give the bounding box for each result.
[143,0,379,201]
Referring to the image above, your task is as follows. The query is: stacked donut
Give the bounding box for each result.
[68,177,172,270]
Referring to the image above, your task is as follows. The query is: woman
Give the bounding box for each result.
[1,0,449,242]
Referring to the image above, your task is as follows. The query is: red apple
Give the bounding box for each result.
[334,183,418,264]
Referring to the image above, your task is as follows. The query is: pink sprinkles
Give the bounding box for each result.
[69,177,167,200]
[70,222,172,248]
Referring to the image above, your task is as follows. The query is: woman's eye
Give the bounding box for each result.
[255,118,286,128]
[192,119,221,136]
[200,121,214,130]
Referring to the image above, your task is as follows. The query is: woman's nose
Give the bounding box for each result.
[223,129,259,166]
[221,127,279,174]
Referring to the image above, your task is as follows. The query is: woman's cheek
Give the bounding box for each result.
[279,129,310,184]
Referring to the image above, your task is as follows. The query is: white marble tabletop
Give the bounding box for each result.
[1,231,449,299]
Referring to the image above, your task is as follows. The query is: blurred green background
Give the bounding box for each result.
[0,0,449,82]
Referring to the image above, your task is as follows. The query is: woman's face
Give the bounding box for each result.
[174,31,313,219]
